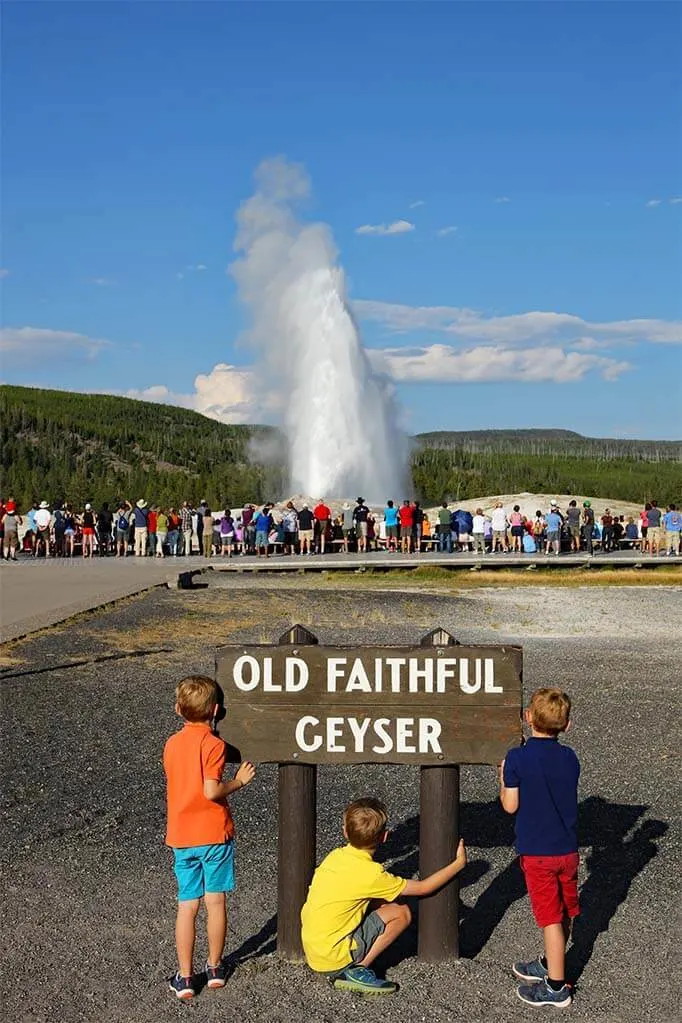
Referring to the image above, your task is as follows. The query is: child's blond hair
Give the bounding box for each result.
[175,675,218,723]
[529,687,571,736]
[344,797,389,850]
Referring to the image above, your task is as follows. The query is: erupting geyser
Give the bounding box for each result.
[230,157,405,499]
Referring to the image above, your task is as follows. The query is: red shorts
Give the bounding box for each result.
[82,527,95,536]
[520,852,580,928]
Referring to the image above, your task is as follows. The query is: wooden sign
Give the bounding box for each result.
[216,639,522,765]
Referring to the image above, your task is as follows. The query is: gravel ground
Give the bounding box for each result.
[1,581,680,1023]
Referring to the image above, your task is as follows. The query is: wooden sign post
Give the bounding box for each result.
[216,626,522,963]
[418,627,461,962]
[277,625,318,960]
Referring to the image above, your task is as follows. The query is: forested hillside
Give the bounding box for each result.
[411,430,682,504]
[0,385,285,509]
[1,385,680,508]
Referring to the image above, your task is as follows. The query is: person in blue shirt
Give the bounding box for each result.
[544,510,563,555]
[663,504,681,556]
[500,688,579,1009]
[453,508,474,552]
[254,506,273,559]
[383,500,399,553]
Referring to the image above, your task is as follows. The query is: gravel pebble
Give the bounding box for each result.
[1,582,680,1022]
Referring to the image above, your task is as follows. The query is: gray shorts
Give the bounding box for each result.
[323,910,385,977]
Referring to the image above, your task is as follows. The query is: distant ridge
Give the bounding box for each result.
[414,429,681,459]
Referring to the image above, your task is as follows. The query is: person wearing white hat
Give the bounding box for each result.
[133,500,149,556]
[81,502,96,558]
[34,501,52,558]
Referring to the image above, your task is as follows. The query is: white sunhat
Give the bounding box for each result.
[85,503,92,510]
[39,500,49,509]
[136,499,147,509]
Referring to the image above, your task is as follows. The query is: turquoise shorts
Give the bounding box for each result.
[173,840,235,901]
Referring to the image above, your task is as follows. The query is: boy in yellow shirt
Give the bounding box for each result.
[301,797,467,994]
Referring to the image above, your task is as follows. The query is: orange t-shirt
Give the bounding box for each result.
[163,722,235,848]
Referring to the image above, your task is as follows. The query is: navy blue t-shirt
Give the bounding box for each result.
[503,737,580,855]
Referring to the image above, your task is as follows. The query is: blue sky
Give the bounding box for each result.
[2,0,681,439]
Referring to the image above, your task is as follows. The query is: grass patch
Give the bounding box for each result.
[317,565,682,589]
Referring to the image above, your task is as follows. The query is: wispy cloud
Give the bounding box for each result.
[89,277,117,286]
[436,226,458,237]
[0,326,110,361]
[670,197,682,205]
[0,268,9,280]
[408,200,425,209]
[355,220,415,236]
[494,196,511,203]
[354,299,682,346]
[370,344,631,384]
[177,263,209,279]
[645,199,662,207]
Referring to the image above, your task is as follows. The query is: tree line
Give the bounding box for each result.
[1,385,680,510]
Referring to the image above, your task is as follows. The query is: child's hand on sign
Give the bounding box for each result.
[235,761,256,789]
[455,838,467,870]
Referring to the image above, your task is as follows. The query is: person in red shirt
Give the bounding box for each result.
[399,500,414,554]
[147,506,158,557]
[163,676,255,1000]
[313,499,332,554]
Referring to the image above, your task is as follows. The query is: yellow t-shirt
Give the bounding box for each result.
[300,844,407,972]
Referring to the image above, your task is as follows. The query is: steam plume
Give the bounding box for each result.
[230,157,404,499]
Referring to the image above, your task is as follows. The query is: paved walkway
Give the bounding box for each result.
[1,548,676,643]
[0,556,192,642]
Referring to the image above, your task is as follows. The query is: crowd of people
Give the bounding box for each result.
[1,494,679,561]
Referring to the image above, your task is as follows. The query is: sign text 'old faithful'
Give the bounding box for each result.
[216,643,523,766]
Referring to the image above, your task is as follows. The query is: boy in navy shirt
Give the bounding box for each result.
[500,688,579,1008]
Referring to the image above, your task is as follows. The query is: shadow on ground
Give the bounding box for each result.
[232,796,667,983]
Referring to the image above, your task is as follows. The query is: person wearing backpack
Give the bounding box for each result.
[115,503,131,558]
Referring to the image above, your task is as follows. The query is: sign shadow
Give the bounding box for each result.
[373,795,667,976]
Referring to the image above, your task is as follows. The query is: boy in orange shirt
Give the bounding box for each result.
[163,675,255,1000]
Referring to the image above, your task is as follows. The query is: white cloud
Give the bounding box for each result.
[670,197,682,205]
[90,277,117,286]
[126,363,281,425]
[645,199,661,207]
[408,200,425,209]
[494,196,511,203]
[436,226,458,237]
[355,219,415,236]
[0,268,10,279]
[354,300,682,346]
[369,344,631,384]
[0,326,110,360]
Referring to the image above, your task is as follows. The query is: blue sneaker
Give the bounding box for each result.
[517,978,572,1008]
[513,957,549,982]
[169,972,196,1000]
[205,959,229,989]
[333,966,397,995]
